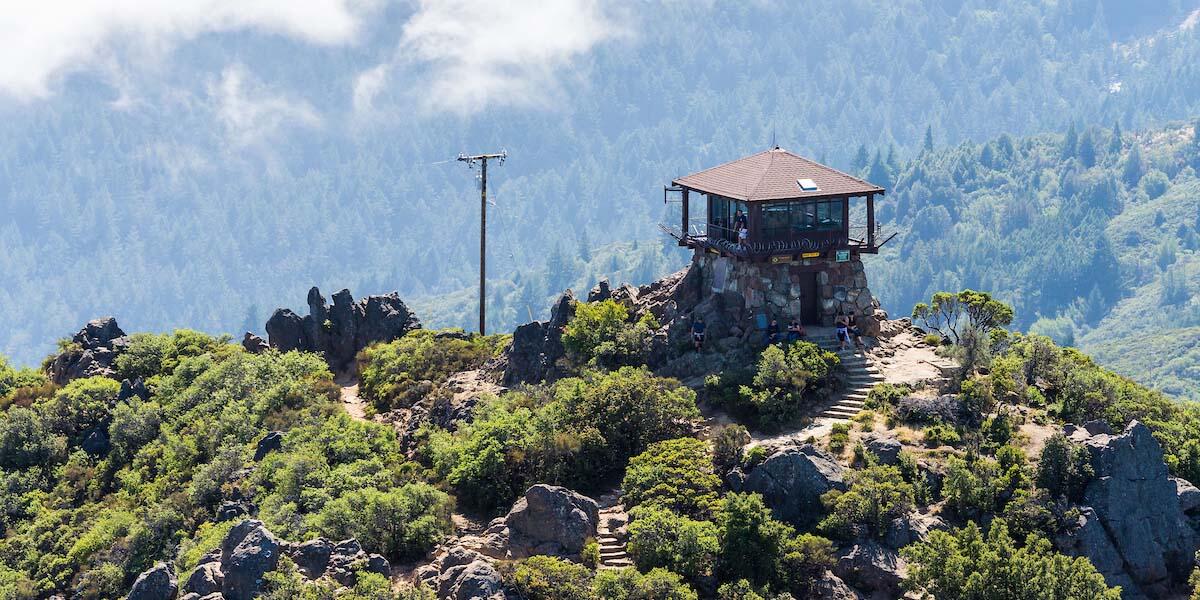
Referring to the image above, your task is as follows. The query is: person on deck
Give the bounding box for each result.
[787,319,805,342]
[733,209,748,236]
[691,318,707,351]
[835,313,850,351]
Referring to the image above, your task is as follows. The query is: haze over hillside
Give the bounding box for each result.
[3,0,1200,399]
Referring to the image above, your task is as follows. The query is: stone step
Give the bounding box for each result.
[836,399,865,407]
[600,550,627,558]
[843,393,869,401]
[822,408,861,418]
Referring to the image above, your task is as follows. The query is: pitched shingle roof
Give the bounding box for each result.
[673,147,884,202]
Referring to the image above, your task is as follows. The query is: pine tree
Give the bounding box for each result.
[1078,130,1096,168]
[1122,144,1143,186]
[240,304,259,335]
[1109,121,1122,154]
[1062,122,1078,159]
[868,151,894,190]
[923,125,935,154]
[852,144,870,171]
[577,229,592,263]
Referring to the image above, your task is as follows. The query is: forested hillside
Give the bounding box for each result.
[871,119,1200,400]
[4,0,1200,372]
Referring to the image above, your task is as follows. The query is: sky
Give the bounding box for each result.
[0,0,628,116]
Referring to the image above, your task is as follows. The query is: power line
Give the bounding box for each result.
[457,150,506,335]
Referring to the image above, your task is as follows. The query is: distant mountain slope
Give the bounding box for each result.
[4,0,1200,365]
[870,121,1200,400]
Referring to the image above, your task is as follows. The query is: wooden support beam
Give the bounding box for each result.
[680,188,689,246]
[866,193,876,249]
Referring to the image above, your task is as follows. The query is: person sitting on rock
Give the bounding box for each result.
[787,319,805,342]
[691,318,707,351]
[768,319,782,345]
[848,312,864,352]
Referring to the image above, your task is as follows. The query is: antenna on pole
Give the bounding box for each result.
[457,149,507,335]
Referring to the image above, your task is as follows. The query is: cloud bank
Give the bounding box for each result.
[0,0,365,99]
[359,0,629,115]
[210,64,321,147]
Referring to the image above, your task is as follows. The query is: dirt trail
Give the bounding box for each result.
[336,374,369,422]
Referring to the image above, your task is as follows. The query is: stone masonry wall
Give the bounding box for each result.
[695,253,881,335]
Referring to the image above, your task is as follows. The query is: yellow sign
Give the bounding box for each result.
[801,251,821,259]
[769,255,791,264]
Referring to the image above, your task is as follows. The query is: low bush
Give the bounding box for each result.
[627,507,719,583]
[357,330,506,412]
[623,438,720,518]
[561,300,660,369]
[921,423,960,448]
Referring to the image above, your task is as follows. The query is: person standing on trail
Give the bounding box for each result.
[691,317,707,351]
[835,313,850,351]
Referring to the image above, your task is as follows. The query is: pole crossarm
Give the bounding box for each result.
[457,150,507,335]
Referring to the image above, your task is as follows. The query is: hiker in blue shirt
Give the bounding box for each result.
[691,317,707,351]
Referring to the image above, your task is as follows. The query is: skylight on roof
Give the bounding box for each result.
[797,178,819,192]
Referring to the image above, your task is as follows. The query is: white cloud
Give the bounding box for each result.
[360,0,628,115]
[210,64,321,147]
[0,0,366,100]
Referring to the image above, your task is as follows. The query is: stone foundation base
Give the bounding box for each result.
[695,253,880,334]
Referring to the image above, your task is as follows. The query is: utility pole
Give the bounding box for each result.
[457,150,506,335]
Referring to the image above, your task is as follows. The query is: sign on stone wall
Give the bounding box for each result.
[836,249,850,262]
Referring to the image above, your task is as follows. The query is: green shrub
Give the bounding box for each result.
[0,356,47,405]
[943,453,1028,519]
[865,383,911,411]
[734,343,839,429]
[622,438,720,518]
[510,556,594,600]
[357,329,505,412]
[1035,434,1094,502]
[0,407,65,470]
[427,367,698,511]
[819,465,914,539]
[561,300,660,369]
[743,445,767,469]
[828,423,851,454]
[315,483,453,560]
[903,520,1120,599]
[592,567,698,600]
[114,330,228,381]
[627,507,719,582]
[717,493,834,594]
[921,423,960,448]
[582,540,600,569]
[712,424,750,475]
[37,377,121,442]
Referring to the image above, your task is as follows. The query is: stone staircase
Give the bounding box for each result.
[595,492,632,570]
[810,334,884,421]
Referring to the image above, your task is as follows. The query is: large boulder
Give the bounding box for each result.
[242,332,269,354]
[220,520,281,600]
[482,485,599,559]
[127,562,177,600]
[265,287,421,373]
[182,558,223,597]
[740,444,847,526]
[47,317,129,385]
[418,546,510,600]
[862,433,902,465]
[1057,420,1200,598]
[502,291,575,386]
[833,540,904,598]
[883,511,948,549]
[810,569,862,600]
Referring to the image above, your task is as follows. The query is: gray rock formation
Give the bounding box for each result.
[1174,477,1200,513]
[1056,420,1200,598]
[118,377,150,402]
[502,291,575,385]
[862,433,902,465]
[810,569,863,599]
[833,540,905,597]
[266,287,420,373]
[253,431,283,461]
[46,317,129,385]
[242,332,269,354]
[739,444,847,526]
[127,562,177,600]
[178,520,389,599]
[416,546,510,600]
[480,484,599,559]
[220,520,281,600]
[883,511,948,549]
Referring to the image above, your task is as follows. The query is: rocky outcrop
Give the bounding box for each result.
[733,444,847,526]
[479,485,599,559]
[810,569,862,599]
[241,332,269,354]
[862,433,902,465]
[833,540,905,598]
[127,562,177,600]
[415,546,510,600]
[883,511,948,549]
[265,287,420,373]
[1055,420,1200,598]
[46,317,129,384]
[179,520,390,599]
[502,291,575,385]
[253,431,283,461]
